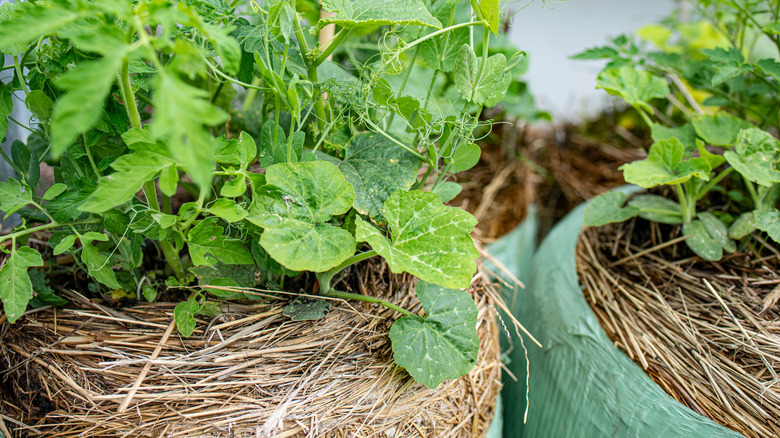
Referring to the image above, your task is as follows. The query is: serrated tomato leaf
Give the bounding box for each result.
[152,69,228,189]
[355,190,478,289]
[0,178,33,216]
[0,247,44,323]
[389,281,479,388]
[79,149,176,212]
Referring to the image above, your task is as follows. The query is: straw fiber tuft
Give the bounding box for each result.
[0,261,501,437]
[578,219,780,438]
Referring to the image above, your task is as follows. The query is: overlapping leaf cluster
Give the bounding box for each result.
[579,0,780,261]
[0,0,522,388]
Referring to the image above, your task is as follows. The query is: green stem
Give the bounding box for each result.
[322,289,414,317]
[474,26,491,86]
[143,180,160,211]
[745,177,761,209]
[635,106,653,128]
[695,167,733,201]
[83,134,101,179]
[292,0,311,58]
[309,66,327,133]
[161,239,185,280]
[180,188,207,233]
[204,58,272,91]
[316,249,377,294]
[312,28,352,67]
[119,58,142,130]
[385,46,419,130]
[13,55,29,94]
[241,77,263,111]
[0,219,101,245]
[286,115,297,162]
[363,118,427,162]
[676,183,694,223]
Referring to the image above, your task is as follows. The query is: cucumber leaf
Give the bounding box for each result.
[621,138,711,188]
[692,113,752,147]
[628,194,683,224]
[683,220,722,261]
[754,210,780,244]
[596,66,669,113]
[697,211,736,252]
[0,246,44,323]
[389,281,479,388]
[247,161,357,272]
[583,191,639,227]
[729,211,756,240]
[724,128,780,187]
[355,190,478,289]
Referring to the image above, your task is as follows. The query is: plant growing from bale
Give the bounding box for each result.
[0,0,520,388]
[576,0,780,261]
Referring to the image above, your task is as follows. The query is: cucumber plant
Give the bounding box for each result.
[0,0,520,388]
[578,0,780,262]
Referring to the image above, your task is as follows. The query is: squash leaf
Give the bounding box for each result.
[247,161,357,272]
[389,281,479,388]
[355,190,478,289]
[320,0,442,28]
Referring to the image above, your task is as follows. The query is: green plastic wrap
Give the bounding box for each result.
[492,192,742,438]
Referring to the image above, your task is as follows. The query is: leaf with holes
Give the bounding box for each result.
[389,281,479,388]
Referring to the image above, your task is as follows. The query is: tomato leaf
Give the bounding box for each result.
[0,247,44,323]
[152,69,228,189]
[187,218,254,267]
[0,178,34,216]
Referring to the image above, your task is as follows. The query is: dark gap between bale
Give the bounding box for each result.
[0,259,501,438]
[577,218,780,438]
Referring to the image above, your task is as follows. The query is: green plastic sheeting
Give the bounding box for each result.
[491,190,742,438]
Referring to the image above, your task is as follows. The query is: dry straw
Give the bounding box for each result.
[578,220,780,438]
[0,260,503,438]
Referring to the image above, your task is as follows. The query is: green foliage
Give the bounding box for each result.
[389,281,479,388]
[355,190,479,289]
[578,0,780,261]
[0,0,523,388]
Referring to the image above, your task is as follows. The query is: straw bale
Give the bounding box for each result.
[578,219,780,438]
[0,261,501,438]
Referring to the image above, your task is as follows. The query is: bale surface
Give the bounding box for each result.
[0,263,501,438]
[578,219,780,438]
